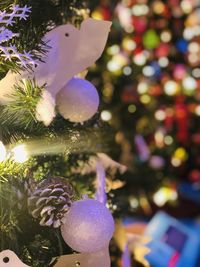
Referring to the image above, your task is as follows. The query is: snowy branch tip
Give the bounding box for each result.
[0,5,35,68]
[0,5,31,26]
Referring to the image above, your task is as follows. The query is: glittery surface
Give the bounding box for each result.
[61,199,114,253]
[57,78,99,123]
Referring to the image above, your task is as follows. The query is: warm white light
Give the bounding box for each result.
[158,57,169,67]
[123,39,136,51]
[155,129,165,147]
[161,31,171,42]
[133,53,147,66]
[181,0,193,14]
[12,144,29,163]
[194,25,200,36]
[132,4,149,16]
[183,27,195,40]
[137,82,148,94]
[129,197,139,208]
[0,141,6,162]
[128,104,136,113]
[155,110,166,121]
[153,187,178,207]
[195,105,200,116]
[192,68,200,78]
[123,66,132,76]
[188,53,199,64]
[171,157,182,167]
[182,76,197,91]
[101,110,112,121]
[140,95,151,104]
[153,190,166,206]
[164,80,179,96]
[107,45,120,56]
[143,66,155,77]
[107,54,128,72]
[164,135,173,145]
[107,60,121,72]
[188,42,200,53]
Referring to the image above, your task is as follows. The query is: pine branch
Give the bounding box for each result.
[0,79,44,131]
[0,157,31,182]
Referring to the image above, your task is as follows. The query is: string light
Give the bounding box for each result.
[164,80,180,96]
[12,144,29,163]
[192,68,200,78]
[129,196,139,209]
[161,31,172,42]
[140,94,151,104]
[164,135,173,145]
[122,38,136,51]
[123,66,132,76]
[181,0,193,14]
[155,110,166,121]
[153,187,178,207]
[128,104,136,113]
[155,129,165,148]
[107,54,128,73]
[107,45,120,56]
[188,42,200,53]
[133,53,147,66]
[132,4,149,16]
[101,110,112,121]
[153,1,165,15]
[143,66,155,77]
[171,158,182,167]
[195,105,200,116]
[0,141,6,162]
[182,76,197,91]
[137,82,148,94]
[158,57,169,67]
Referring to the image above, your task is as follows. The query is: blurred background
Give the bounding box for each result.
[87,0,200,266]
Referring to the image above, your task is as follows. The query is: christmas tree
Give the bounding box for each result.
[0,1,119,266]
[1,0,200,266]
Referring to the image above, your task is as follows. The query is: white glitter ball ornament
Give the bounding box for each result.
[61,199,115,253]
[56,78,99,123]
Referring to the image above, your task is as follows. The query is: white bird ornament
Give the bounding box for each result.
[0,250,30,267]
[0,248,110,267]
[0,18,112,125]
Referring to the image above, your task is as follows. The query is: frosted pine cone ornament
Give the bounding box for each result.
[28,177,75,228]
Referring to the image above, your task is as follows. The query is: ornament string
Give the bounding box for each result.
[122,244,131,267]
[95,161,107,205]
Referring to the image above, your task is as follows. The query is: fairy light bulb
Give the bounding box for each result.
[181,0,193,14]
[158,57,169,67]
[182,76,197,91]
[153,187,178,207]
[164,80,179,96]
[107,45,120,56]
[128,104,137,113]
[12,144,29,163]
[0,141,6,162]
[132,4,149,16]
[133,53,147,66]
[137,82,148,94]
[195,105,200,116]
[161,31,172,42]
[101,110,112,121]
[155,110,166,121]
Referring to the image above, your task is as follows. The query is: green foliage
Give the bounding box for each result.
[0,1,117,266]
[0,158,31,182]
[0,0,88,73]
[0,79,44,130]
